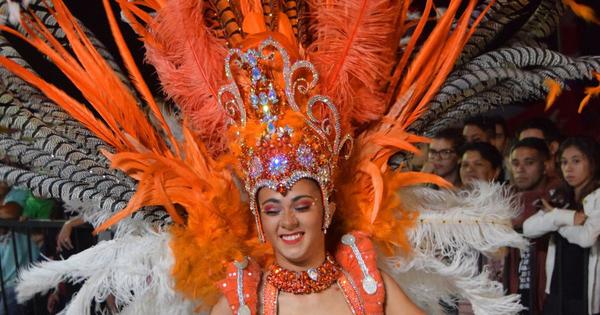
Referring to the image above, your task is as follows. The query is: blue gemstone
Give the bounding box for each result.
[268,88,278,104]
[267,121,276,134]
[268,155,289,175]
[251,67,262,81]
[259,92,269,105]
[248,53,257,67]
[250,93,259,107]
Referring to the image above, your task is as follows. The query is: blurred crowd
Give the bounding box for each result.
[410,116,600,315]
[0,181,95,315]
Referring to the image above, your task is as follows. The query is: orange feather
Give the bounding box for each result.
[544,78,562,111]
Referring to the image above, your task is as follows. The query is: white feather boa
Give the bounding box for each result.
[383,181,527,315]
[16,223,199,315]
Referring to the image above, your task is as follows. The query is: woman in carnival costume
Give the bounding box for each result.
[0,0,599,314]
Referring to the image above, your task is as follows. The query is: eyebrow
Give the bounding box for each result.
[261,198,281,206]
[291,195,315,202]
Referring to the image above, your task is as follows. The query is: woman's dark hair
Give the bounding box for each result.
[556,137,600,207]
[459,141,503,170]
[432,127,465,150]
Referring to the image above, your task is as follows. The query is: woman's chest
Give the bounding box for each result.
[274,286,354,315]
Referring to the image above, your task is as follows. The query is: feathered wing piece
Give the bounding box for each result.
[407,0,600,136]
[0,0,145,229]
[16,224,197,315]
[306,0,401,128]
[384,182,527,315]
[141,0,230,154]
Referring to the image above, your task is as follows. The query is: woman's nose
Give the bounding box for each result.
[281,209,299,228]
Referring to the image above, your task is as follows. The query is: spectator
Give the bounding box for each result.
[505,138,557,314]
[48,216,97,314]
[456,142,504,314]
[523,137,600,315]
[459,142,503,185]
[490,115,510,155]
[462,116,496,143]
[510,138,553,192]
[1,184,41,315]
[0,185,27,220]
[517,118,562,180]
[423,128,464,187]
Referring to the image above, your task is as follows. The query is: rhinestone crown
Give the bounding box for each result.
[219,38,352,241]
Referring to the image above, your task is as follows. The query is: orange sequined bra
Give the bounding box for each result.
[218,232,385,315]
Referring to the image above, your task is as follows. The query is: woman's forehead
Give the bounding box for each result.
[258,179,321,200]
[562,146,585,158]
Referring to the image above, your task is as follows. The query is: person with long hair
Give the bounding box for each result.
[523,137,600,315]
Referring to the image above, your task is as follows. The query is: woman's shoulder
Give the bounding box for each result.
[335,231,386,314]
[215,257,262,315]
[583,187,600,214]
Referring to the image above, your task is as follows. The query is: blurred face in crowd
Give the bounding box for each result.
[492,123,508,153]
[463,124,490,143]
[258,179,327,271]
[428,138,459,179]
[519,128,559,157]
[560,146,592,192]
[460,150,500,185]
[510,147,547,191]
[518,128,544,141]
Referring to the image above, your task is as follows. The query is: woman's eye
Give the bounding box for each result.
[294,202,313,211]
[263,206,281,215]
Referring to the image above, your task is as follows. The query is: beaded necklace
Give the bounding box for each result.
[266,253,341,294]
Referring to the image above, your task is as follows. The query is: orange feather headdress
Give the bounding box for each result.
[220,37,352,241]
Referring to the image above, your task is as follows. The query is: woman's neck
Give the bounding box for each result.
[574,179,592,202]
[274,250,326,272]
[446,170,461,186]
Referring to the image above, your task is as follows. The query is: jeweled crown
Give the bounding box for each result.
[219,38,352,241]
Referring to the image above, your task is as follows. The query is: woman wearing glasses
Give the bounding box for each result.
[424,128,465,187]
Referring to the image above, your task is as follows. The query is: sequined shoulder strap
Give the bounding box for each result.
[217,257,262,315]
[335,231,385,315]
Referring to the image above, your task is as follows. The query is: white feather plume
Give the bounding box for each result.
[16,227,199,315]
[382,181,527,315]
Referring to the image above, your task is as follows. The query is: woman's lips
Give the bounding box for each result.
[280,232,304,245]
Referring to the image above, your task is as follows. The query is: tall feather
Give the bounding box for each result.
[562,0,600,24]
[307,0,401,129]
[579,72,600,113]
[103,0,179,155]
[0,1,168,154]
[544,78,562,111]
[395,0,494,130]
[145,0,229,154]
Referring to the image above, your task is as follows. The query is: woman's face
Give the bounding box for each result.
[258,179,326,271]
[460,150,500,185]
[560,146,592,190]
[428,138,459,178]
